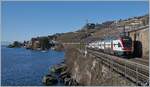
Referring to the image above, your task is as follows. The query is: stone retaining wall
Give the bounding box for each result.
[65,47,135,86]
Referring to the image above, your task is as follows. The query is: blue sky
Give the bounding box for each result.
[2,1,149,42]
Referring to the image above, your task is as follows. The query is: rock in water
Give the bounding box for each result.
[50,64,67,74]
[42,74,58,86]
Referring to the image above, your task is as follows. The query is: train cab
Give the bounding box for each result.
[113,36,132,56]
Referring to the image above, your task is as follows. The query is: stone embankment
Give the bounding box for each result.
[64,47,136,86]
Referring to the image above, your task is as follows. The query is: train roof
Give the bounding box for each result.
[88,35,131,44]
[101,35,131,41]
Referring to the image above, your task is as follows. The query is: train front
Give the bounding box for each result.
[120,36,133,56]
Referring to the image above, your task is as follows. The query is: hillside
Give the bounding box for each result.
[55,14,149,43]
[16,14,149,50]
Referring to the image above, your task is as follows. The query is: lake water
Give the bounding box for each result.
[1,46,64,86]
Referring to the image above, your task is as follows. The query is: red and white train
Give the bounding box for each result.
[87,36,133,56]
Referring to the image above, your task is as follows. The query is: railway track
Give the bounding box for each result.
[87,49,149,86]
[129,58,149,66]
[89,48,149,66]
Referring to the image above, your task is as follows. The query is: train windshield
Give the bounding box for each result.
[122,37,132,48]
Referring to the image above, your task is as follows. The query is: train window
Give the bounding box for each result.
[118,43,121,47]
[114,44,117,48]
[122,37,132,47]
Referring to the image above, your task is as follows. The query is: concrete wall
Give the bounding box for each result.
[129,27,149,58]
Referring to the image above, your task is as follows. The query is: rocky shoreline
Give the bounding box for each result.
[42,59,79,86]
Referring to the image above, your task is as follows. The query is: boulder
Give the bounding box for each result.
[59,71,69,79]
[64,77,71,85]
[42,74,58,86]
[63,77,79,86]
[50,64,67,74]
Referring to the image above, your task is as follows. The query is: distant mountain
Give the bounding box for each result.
[1,41,11,46]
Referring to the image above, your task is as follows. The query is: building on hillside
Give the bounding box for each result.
[33,40,40,50]
[116,14,149,31]
[29,38,41,50]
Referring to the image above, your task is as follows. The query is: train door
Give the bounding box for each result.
[98,41,101,50]
[113,40,122,55]
[110,41,114,55]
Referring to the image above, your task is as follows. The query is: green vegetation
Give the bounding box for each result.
[8,41,22,48]
[29,36,52,50]
[39,37,50,50]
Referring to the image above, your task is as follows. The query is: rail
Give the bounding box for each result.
[87,49,149,86]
